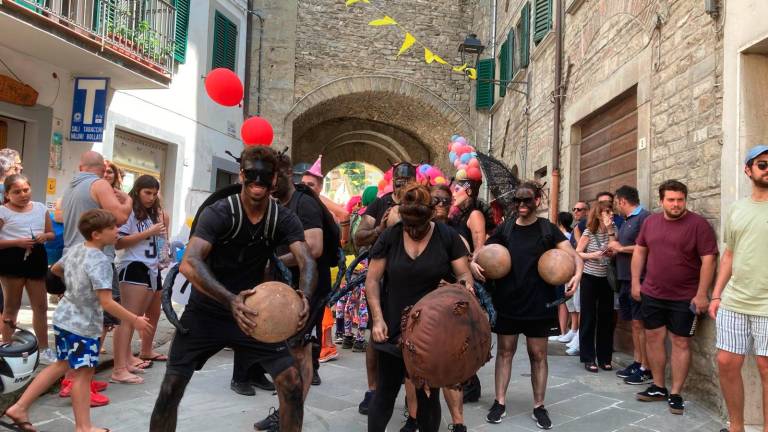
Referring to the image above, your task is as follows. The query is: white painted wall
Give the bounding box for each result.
[104,0,249,233]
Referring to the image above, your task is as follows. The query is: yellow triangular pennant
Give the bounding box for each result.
[424,48,448,65]
[466,68,478,80]
[452,63,468,72]
[397,33,416,58]
[345,0,369,5]
[369,16,397,26]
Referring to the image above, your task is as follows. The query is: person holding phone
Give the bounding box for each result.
[575,201,616,373]
[630,180,718,415]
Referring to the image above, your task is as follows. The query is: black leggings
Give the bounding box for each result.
[368,351,440,432]
[579,273,615,365]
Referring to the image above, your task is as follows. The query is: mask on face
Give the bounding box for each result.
[242,159,275,188]
[400,204,433,240]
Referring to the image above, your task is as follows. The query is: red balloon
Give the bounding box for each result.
[467,166,482,181]
[455,146,471,155]
[241,116,274,146]
[205,68,243,107]
[468,158,480,168]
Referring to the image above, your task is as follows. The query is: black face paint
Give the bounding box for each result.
[404,222,431,240]
[241,159,275,188]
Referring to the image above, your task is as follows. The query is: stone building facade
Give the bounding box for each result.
[472,0,728,420]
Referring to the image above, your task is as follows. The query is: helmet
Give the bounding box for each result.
[0,327,39,394]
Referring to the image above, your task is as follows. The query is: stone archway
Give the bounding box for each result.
[285,75,474,175]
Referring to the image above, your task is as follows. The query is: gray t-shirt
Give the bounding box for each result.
[52,243,114,338]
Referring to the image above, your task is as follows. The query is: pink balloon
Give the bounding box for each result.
[467,166,482,181]
[455,137,467,145]
[453,159,462,168]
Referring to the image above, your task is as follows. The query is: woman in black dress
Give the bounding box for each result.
[366,183,473,432]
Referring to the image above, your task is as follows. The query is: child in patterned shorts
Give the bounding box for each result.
[2,209,152,432]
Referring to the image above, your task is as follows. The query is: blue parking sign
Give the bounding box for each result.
[70,77,109,142]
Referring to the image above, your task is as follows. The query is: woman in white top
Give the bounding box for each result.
[0,174,55,363]
[575,201,617,373]
[110,175,166,384]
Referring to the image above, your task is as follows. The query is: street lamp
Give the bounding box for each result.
[458,33,485,66]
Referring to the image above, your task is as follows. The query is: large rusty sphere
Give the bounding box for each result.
[537,249,575,286]
[474,244,512,279]
[402,284,492,389]
[244,281,303,343]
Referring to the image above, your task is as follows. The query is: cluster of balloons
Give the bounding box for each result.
[376,164,447,196]
[448,134,482,182]
[204,68,274,146]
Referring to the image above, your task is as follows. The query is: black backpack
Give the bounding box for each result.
[292,183,342,268]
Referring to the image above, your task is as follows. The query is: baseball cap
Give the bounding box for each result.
[745,144,768,165]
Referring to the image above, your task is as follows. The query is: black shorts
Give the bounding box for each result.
[166,308,295,380]
[493,317,554,338]
[118,261,161,291]
[0,245,47,279]
[103,264,121,328]
[618,281,642,321]
[641,293,698,337]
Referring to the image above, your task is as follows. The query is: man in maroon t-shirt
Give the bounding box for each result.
[630,180,718,415]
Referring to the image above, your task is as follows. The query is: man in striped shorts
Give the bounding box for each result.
[710,145,768,432]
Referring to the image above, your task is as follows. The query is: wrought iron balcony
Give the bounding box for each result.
[6,0,176,77]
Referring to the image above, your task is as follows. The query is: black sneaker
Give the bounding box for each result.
[624,368,652,385]
[311,369,321,386]
[532,405,552,429]
[342,335,354,349]
[230,379,255,396]
[251,373,276,392]
[448,424,467,432]
[668,394,685,414]
[616,361,641,379]
[399,416,418,432]
[486,400,506,424]
[352,339,368,352]
[359,390,374,415]
[254,407,279,431]
[636,384,669,402]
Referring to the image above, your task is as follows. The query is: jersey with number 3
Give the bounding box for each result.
[117,211,159,274]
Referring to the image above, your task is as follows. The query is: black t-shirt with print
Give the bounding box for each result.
[189,197,305,316]
[370,222,468,342]
[364,193,395,227]
[282,189,332,299]
[486,219,567,320]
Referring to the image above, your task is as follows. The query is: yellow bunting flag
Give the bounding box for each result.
[424,48,448,65]
[345,0,369,5]
[452,63,468,72]
[466,68,478,80]
[397,33,416,58]
[369,16,397,26]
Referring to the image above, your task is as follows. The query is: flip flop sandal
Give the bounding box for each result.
[132,359,153,369]
[584,362,599,373]
[600,364,613,371]
[109,374,144,385]
[0,412,36,432]
[139,354,168,362]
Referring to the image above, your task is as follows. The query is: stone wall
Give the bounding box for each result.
[470,0,725,416]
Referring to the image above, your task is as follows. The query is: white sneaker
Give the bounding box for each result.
[548,335,561,341]
[566,346,580,356]
[39,348,57,365]
[566,332,579,349]
[557,330,576,343]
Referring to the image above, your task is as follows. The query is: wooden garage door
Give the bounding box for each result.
[578,88,638,202]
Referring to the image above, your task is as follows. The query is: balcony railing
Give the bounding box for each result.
[9,0,176,75]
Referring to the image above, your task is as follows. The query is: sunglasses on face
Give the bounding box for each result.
[513,197,535,205]
[572,207,586,212]
[432,197,451,207]
[754,161,768,171]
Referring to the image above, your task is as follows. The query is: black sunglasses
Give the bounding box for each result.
[513,197,535,205]
[432,197,451,206]
[754,161,768,171]
[572,207,587,212]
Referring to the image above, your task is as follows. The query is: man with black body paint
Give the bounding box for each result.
[149,147,317,432]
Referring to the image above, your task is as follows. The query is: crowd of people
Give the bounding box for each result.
[0,143,765,432]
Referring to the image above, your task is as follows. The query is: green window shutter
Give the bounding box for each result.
[533,0,552,45]
[92,0,117,34]
[475,58,495,110]
[498,41,507,98]
[174,0,191,63]
[519,2,531,67]
[212,11,238,71]
[508,28,516,79]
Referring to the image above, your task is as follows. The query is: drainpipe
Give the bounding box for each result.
[243,4,264,117]
[549,0,563,223]
[487,0,497,155]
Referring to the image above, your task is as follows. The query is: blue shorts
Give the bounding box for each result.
[54,326,100,369]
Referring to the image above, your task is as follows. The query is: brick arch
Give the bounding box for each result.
[285,75,475,174]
